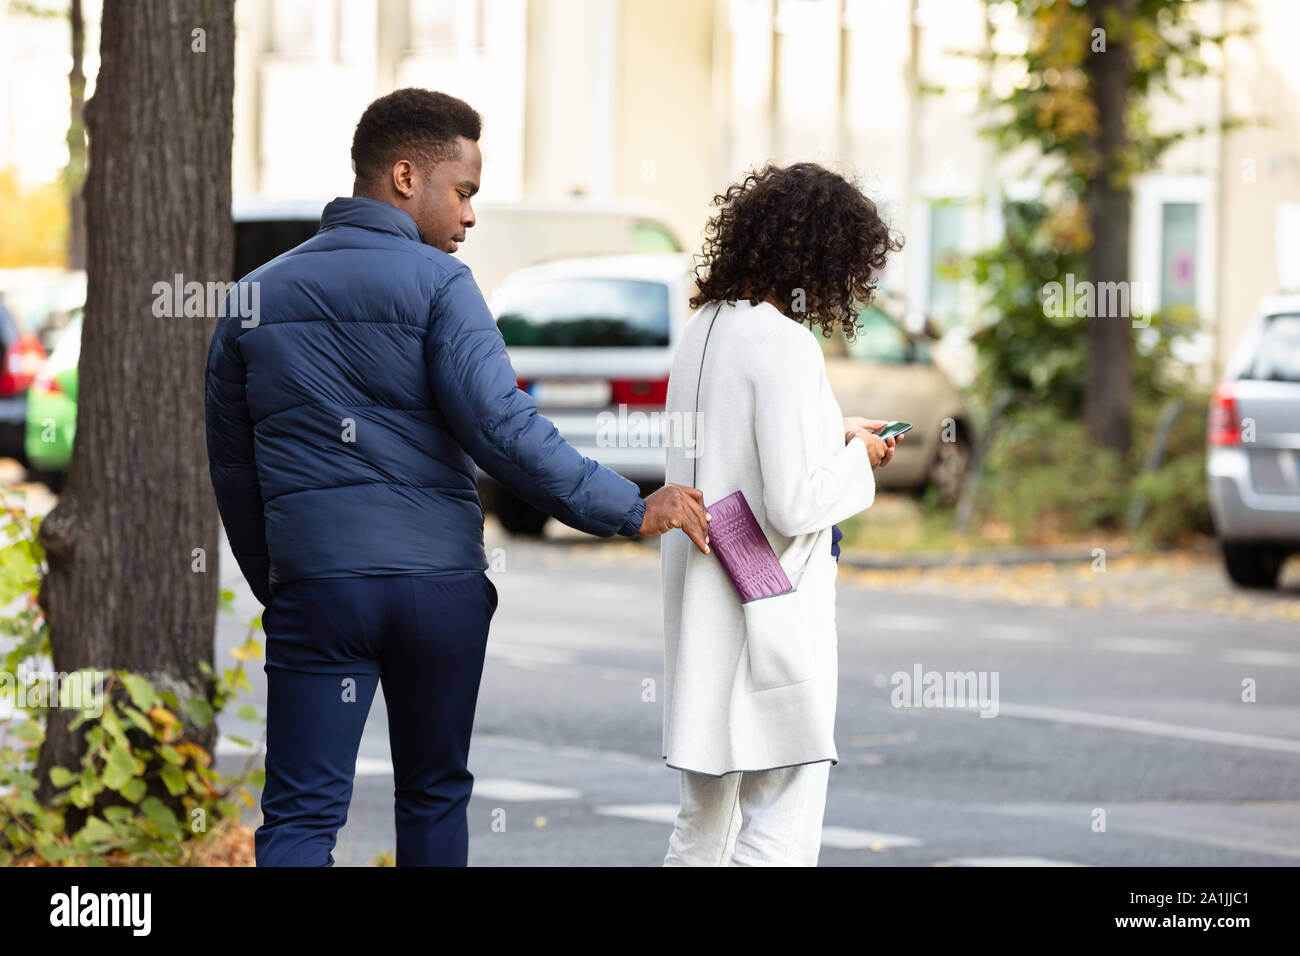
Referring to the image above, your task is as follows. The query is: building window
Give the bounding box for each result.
[928,200,966,327]
[1159,201,1199,309]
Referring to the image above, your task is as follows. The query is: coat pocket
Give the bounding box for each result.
[742,588,814,690]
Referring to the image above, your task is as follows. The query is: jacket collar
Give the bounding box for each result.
[319,196,422,243]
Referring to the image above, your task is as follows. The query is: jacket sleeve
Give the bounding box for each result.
[748,327,876,538]
[423,267,646,537]
[204,313,274,606]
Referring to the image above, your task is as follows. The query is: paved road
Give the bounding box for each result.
[214,523,1300,867]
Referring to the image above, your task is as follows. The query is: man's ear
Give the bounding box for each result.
[392,159,416,200]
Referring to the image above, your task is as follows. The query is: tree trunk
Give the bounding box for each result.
[66,0,87,271]
[1082,0,1135,455]
[35,0,234,810]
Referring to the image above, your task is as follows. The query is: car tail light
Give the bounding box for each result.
[1207,384,1240,446]
[32,369,62,396]
[0,333,47,398]
[609,377,668,406]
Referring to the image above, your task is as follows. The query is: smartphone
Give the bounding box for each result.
[874,421,914,442]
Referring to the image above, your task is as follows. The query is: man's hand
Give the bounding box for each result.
[638,484,712,554]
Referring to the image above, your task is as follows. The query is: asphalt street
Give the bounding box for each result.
[214,521,1300,867]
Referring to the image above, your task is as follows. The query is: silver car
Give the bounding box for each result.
[481,253,694,535]
[1207,294,1300,588]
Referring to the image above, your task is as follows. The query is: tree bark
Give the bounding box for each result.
[35,0,235,809]
[1082,0,1136,455]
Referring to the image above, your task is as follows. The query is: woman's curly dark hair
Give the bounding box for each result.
[689,162,904,339]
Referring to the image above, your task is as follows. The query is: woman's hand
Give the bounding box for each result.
[845,417,898,467]
[844,416,886,441]
[849,428,890,467]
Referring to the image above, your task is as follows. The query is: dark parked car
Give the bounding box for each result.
[0,295,48,465]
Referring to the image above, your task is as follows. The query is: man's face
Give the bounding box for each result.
[405,135,481,254]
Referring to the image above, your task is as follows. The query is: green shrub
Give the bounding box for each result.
[972,393,1212,546]
[0,497,265,866]
[978,407,1129,542]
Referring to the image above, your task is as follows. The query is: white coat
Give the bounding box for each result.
[660,298,878,777]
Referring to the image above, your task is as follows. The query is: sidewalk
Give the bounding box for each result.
[838,549,1300,624]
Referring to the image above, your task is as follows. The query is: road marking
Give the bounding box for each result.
[473,778,582,801]
[596,803,680,824]
[820,827,923,850]
[980,625,1065,643]
[997,703,1300,754]
[872,614,947,632]
[215,735,263,757]
[982,803,1300,861]
[485,642,576,665]
[591,807,926,853]
[1093,636,1190,655]
[947,857,1089,867]
[473,733,664,769]
[1221,649,1300,668]
[355,756,393,776]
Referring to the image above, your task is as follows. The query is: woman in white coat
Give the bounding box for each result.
[661,161,904,866]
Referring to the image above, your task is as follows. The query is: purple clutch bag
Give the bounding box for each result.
[706,490,793,602]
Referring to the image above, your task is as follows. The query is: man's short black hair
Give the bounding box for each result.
[351,88,482,186]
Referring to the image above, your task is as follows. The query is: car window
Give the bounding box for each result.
[1242,317,1300,385]
[1245,313,1300,383]
[495,277,671,348]
[844,306,910,363]
[631,220,680,252]
[233,218,321,280]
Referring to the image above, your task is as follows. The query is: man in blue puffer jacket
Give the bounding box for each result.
[205,88,711,867]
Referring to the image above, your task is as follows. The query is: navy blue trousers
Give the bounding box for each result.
[255,570,497,867]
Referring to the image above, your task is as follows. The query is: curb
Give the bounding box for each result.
[837,541,1218,570]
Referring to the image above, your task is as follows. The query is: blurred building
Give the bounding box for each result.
[2,0,1298,374]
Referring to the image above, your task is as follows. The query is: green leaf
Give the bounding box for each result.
[120,673,159,711]
[99,707,129,747]
[139,797,183,837]
[34,842,70,864]
[47,766,75,788]
[102,744,137,791]
[13,719,43,744]
[182,696,214,728]
[121,705,154,736]
[236,705,260,722]
[76,816,118,846]
[157,744,184,766]
[159,763,187,797]
[119,777,146,804]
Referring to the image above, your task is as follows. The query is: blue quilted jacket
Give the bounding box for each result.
[204,196,646,606]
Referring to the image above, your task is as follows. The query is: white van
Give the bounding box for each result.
[230,195,683,299]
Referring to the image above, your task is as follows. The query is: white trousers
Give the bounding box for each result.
[662,760,831,866]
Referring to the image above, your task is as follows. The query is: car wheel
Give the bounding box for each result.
[495,490,549,537]
[926,433,972,508]
[1221,543,1284,589]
